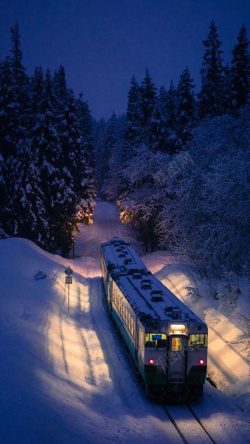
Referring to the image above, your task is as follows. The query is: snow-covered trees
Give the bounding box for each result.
[157,109,250,276]
[93,22,250,276]
[0,24,96,255]
[117,144,171,252]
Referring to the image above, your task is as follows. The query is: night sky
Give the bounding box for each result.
[1,0,250,119]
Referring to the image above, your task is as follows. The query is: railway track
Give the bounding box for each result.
[162,403,217,444]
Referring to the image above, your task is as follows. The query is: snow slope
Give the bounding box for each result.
[0,200,249,443]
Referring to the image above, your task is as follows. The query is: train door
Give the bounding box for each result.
[135,320,139,363]
[167,335,187,383]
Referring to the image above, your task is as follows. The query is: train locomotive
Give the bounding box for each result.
[101,238,208,400]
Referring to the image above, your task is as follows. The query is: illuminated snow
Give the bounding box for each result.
[0,200,249,443]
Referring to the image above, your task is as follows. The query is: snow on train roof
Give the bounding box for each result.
[101,238,205,328]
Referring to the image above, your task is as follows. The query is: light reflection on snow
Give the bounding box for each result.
[41,273,113,403]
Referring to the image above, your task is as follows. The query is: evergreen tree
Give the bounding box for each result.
[223,64,233,114]
[75,94,96,223]
[124,75,142,145]
[139,69,157,138]
[0,57,16,160]
[31,69,66,251]
[230,25,250,110]
[148,103,167,152]
[158,86,168,117]
[10,22,29,136]
[53,64,67,105]
[95,112,118,193]
[76,93,93,144]
[4,144,48,245]
[164,81,178,154]
[58,86,95,229]
[165,81,178,129]
[176,67,196,147]
[30,66,44,116]
[199,20,225,118]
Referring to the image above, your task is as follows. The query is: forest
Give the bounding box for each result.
[95,21,250,277]
[0,21,249,277]
[0,24,96,255]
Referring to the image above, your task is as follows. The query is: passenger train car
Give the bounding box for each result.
[101,238,208,400]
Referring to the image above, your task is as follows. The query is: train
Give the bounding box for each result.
[100,238,208,401]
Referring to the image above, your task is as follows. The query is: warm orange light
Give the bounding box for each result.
[170,324,186,331]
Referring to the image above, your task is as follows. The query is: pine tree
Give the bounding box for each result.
[75,93,96,222]
[95,112,118,193]
[158,86,168,117]
[140,69,157,138]
[0,57,16,160]
[165,81,177,129]
[53,64,67,105]
[148,103,167,152]
[124,75,142,145]
[31,69,67,251]
[10,23,29,136]
[230,25,250,110]
[30,66,44,115]
[223,64,233,114]
[157,82,179,154]
[76,93,93,144]
[164,81,179,154]
[199,20,225,118]
[176,67,196,147]
[4,144,48,245]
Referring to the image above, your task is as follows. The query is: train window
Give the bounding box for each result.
[131,319,134,337]
[189,334,208,347]
[145,333,167,348]
[171,337,182,352]
[141,331,144,349]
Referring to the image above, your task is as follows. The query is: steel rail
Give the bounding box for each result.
[186,403,217,444]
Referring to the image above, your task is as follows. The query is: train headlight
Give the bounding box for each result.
[149,359,154,365]
[170,324,186,332]
[199,359,204,365]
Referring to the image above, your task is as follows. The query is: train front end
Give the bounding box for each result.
[143,321,208,400]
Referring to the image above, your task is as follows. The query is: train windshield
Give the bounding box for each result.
[171,337,183,351]
[145,333,167,348]
[188,334,208,347]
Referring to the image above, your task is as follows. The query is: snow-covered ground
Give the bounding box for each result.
[0,200,249,443]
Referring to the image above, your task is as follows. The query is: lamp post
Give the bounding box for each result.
[65,266,73,316]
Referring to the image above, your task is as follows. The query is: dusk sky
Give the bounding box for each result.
[1,0,250,119]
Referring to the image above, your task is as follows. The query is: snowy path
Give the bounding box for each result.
[0,200,249,443]
[72,199,142,277]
